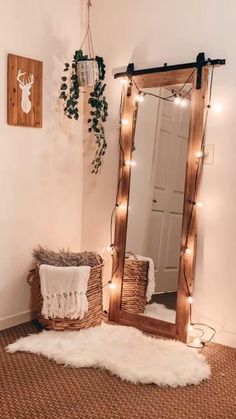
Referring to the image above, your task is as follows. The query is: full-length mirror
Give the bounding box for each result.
[123,85,192,324]
[109,61,209,342]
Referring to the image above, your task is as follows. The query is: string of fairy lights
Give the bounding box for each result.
[105,65,221,347]
[104,88,127,290]
[131,67,196,106]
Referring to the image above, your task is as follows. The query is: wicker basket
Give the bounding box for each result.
[121,255,149,314]
[30,259,103,331]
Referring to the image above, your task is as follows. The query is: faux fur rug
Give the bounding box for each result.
[144,302,176,324]
[6,324,210,387]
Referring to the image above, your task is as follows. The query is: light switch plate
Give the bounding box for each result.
[204,144,214,165]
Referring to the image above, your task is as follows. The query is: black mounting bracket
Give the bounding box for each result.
[126,63,134,96]
[196,52,205,89]
[114,52,226,90]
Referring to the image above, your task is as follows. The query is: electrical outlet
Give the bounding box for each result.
[204,144,214,165]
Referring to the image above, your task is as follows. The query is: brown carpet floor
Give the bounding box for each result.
[0,321,235,419]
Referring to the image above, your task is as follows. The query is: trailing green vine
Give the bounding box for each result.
[59,49,108,173]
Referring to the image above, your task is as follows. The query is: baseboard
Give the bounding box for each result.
[213,329,236,349]
[1,310,235,348]
[0,310,37,331]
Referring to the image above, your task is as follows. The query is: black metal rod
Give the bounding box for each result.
[114,54,225,80]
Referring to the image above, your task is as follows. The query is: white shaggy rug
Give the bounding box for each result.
[144,302,176,324]
[6,323,210,387]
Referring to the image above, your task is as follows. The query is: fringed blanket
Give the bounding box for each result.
[127,255,155,301]
[39,265,91,320]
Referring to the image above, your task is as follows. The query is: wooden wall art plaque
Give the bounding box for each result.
[8,54,43,127]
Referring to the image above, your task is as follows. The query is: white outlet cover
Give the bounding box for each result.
[204,144,214,165]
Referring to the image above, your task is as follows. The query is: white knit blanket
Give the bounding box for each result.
[127,255,155,302]
[39,265,91,320]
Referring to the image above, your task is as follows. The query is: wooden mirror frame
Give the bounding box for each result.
[109,65,208,342]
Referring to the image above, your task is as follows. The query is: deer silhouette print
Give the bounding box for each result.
[17,69,34,114]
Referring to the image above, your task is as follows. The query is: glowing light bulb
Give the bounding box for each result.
[125,159,136,167]
[121,119,129,126]
[185,247,192,255]
[106,245,114,253]
[187,296,194,304]
[119,203,127,211]
[212,103,222,113]
[180,98,187,107]
[108,281,116,290]
[195,201,203,208]
[135,93,144,102]
[120,77,129,85]
[195,150,204,158]
[174,96,181,105]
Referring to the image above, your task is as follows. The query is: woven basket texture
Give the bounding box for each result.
[121,258,149,314]
[30,247,103,331]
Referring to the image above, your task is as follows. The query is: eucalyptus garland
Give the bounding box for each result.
[59,50,108,173]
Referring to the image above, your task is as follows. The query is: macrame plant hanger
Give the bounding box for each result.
[77,0,99,87]
[81,0,95,59]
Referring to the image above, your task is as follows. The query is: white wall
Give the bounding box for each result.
[82,0,236,347]
[0,0,84,329]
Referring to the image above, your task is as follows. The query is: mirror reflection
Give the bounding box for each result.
[121,84,192,324]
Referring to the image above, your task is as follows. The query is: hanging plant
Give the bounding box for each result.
[59,1,108,174]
